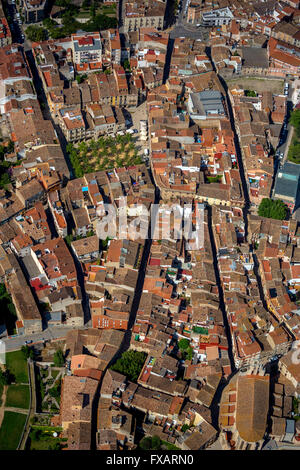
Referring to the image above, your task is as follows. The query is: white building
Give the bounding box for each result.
[201,7,234,27]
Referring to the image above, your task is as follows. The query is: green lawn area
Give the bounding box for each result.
[207,175,222,183]
[5,384,30,409]
[288,110,300,164]
[51,370,60,380]
[161,440,180,450]
[100,4,116,15]
[27,427,66,450]
[0,382,3,406]
[0,411,26,450]
[5,350,28,383]
[76,9,90,18]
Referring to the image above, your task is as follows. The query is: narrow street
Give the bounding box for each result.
[218,72,283,354]
[25,49,74,178]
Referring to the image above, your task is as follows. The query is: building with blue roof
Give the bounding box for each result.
[273,161,300,212]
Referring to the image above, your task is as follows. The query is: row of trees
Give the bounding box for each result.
[288,109,300,164]
[67,134,142,178]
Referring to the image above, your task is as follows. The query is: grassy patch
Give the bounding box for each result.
[99,3,116,15]
[6,385,29,409]
[0,411,26,450]
[5,350,28,384]
[31,425,62,432]
[227,77,284,94]
[139,435,180,450]
[27,427,66,450]
[207,175,222,183]
[258,198,287,220]
[288,111,300,164]
[161,440,180,450]
[51,370,60,380]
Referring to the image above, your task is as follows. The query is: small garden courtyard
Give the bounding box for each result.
[35,365,63,413]
[67,134,142,177]
[26,425,66,450]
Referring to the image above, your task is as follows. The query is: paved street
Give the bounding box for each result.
[125,102,150,164]
[206,436,223,450]
[170,0,209,40]
[170,23,209,40]
[0,326,76,352]
[275,82,294,160]
[271,81,295,198]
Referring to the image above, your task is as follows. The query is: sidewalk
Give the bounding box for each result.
[0,385,7,428]
[18,361,36,450]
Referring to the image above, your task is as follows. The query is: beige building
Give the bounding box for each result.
[123,0,166,32]
[278,350,300,397]
[219,370,270,450]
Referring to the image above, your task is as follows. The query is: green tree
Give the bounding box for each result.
[178,338,190,351]
[53,349,65,367]
[181,424,189,432]
[139,436,152,450]
[31,429,41,441]
[0,368,14,385]
[289,109,300,132]
[21,345,33,359]
[185,346,193,361]
[288,136,300,164]
[139,435,162,450]
[7,140,14,154]
[123,59,130,71]
[245,90,256,97]
[151,435,161,450]
[258,198,287,220]
[0,172,11,189]
[48,382,61,400]
[75,74,87,84]
[110,350,146,382]
[26,25,47,42]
